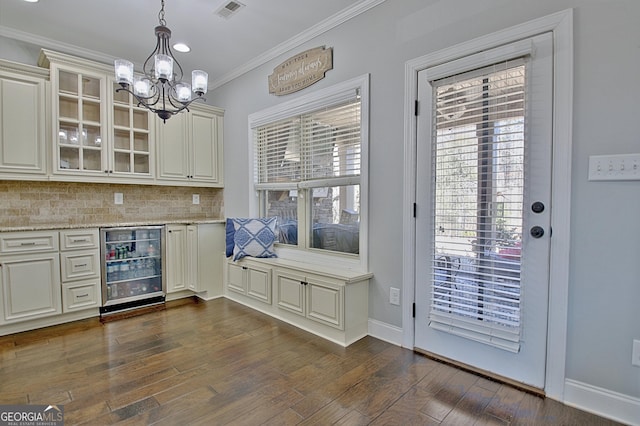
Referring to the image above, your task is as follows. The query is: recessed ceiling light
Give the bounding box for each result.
[173,43,190,53]
[23,0,39,3]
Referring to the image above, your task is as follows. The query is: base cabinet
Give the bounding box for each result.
[226,257,371,346]
[227,262,272,304]
[60,229,101,312]
[166,225,188,293]
[167,223,225,297]
[0,231,62,325]
[0,252,61,324]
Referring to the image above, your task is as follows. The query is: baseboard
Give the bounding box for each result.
[564,379,640,426]
[367,318,403,346]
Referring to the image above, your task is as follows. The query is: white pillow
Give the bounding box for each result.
[232,217,278,261]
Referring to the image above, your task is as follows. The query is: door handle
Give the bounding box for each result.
[531,201,545,213]
[530,226,544,238]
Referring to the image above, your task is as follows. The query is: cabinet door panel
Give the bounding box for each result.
[227,263,246,294]
[0,75,45,174]
[0,253,61,324]
[276,272,305,315]
[166,225,187,292]
[307,278,343,330]
[157,114,188,180]
[247,267,271,304]
[191,111,218,181]
[186,225,199,291]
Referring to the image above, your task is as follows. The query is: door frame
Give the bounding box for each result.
[401,9,573,400]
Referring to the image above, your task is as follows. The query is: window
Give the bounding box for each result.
[249,75,369,269]
[429,60,527,351]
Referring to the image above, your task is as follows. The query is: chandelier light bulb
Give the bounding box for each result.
[114,59,134,85]
[133,76,151,97]
[192,70,208,94]
[176,83,192,102]
[154,54,173,81]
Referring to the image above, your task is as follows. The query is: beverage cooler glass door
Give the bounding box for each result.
[101,226,165,308]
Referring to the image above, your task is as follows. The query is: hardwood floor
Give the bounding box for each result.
[0,298,622,425]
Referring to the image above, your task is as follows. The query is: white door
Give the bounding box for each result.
[415,33,553,389]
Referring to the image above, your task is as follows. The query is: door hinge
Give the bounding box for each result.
[412,302,416,318]
[414,100,419,116]
[413,203,417,218]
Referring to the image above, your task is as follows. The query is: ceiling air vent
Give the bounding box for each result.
[215,1,245,19]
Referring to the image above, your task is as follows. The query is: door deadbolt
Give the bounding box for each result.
[531,201,545,213]
[530,226,545,238]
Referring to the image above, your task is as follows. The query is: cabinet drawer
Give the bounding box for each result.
[60,249,100,281]
[0,231,58,254]
[62,279,101,312]
[60,229,99,251]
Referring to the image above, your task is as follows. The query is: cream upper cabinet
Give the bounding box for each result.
[156,104,224,187]
[108,78,154,179]
[0,61,48,177]
[48,59,109,176]
[39,49,155,183]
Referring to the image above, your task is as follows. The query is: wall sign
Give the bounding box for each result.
[268,46,333,96]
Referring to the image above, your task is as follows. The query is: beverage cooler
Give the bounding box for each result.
[100,226,166,314]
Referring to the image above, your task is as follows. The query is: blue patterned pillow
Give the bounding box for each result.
[225,218,235,257]
[232,217,278,261]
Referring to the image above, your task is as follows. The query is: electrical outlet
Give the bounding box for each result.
[114,192,123,205]
[390,287,400,306]
[192,194,200,205]
[632,340,640,367]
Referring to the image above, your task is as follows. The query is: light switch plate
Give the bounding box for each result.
[390,287,400,306]
[114,192,123,205]
[588,153,640,181]
[192,194,200,205]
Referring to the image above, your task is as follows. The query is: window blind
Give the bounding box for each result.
[255,95,361,188]
[428,59,527,353]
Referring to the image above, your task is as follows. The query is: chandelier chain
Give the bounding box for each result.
[158,0,166,26]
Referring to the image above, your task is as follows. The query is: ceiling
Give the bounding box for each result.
[0,0,384,89]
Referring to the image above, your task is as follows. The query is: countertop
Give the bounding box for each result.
[0,219,225,233]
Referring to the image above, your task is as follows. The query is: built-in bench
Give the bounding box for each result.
[224,256,372,346]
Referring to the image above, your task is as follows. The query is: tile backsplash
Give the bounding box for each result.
[0,181,223,228]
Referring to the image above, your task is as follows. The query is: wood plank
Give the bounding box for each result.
[0,298,623,426]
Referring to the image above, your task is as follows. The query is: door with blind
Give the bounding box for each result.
[414,33,553,389]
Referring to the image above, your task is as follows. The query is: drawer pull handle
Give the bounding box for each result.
[71,238,89,243]
[20,242,37,246]
[75,264,88,268]
[77,293,89,298]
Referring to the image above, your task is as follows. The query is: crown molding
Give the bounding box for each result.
[0,26,117,66]
[209,0,388,89]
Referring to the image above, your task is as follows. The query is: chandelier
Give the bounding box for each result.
[114,0,208,122]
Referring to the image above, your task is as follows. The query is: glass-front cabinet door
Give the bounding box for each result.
[110,79,153,178]
[54,67,106,174]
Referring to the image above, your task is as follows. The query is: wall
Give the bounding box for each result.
[0,181,223,229]
[211,0,640,414]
